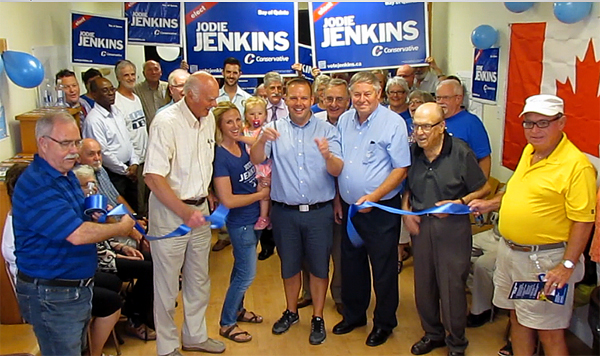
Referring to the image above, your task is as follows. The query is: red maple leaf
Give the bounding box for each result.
[556,39,600,158]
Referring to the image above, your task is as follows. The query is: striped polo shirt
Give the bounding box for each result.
[12,154,97,279]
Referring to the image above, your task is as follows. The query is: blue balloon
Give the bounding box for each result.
[504,2,534,13]
[471,25,498,50]
[554,2,593,24]
[2,50,45,88]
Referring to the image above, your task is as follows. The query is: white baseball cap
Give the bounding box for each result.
[520,94,564,117]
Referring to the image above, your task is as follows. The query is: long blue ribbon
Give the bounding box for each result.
[85,195,229,241]
[347,202,472,247]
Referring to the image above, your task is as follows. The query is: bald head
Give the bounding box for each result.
[184,71,219,119]
[79,138,103,171]
[396,65,415,89]
[143,60,162,84]
[415,102,445,122]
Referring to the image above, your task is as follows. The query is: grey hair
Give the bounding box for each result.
[436,79,464,96]
[349,71,381,93]
[409,89,435,103]
[168,69,190,86]
[35,111,76,140]
[386,76,410,94]
[263,71,283,87]
[115,59,136,81]
[312,74,331,95]
[72,164,96,180]
[325,78,350,96]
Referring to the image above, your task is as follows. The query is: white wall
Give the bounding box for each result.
[0,2,145,161]
[433,2,600,183]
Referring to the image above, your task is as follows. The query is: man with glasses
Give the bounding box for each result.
[435,80,492,177]
[12,111,135,356]
[396,64,416,90]
[403,102,490,356]
[157,69,190,115]
[83,77,140,212]
[469,94,596,356]
[334,72,410,347]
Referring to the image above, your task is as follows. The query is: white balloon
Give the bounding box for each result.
[156,47,180,62]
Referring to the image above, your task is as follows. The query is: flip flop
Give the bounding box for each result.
[236,308,263,323]
[219,324,252,343]
[498,341,512,356]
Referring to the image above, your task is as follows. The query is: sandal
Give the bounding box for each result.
[498,341,512,356]
[236,308,263,323]
[398,260,403,274]
[219,324,252,343]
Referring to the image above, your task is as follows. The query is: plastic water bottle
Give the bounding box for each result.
[86,181,98,197]
[55,78,67,107]
[42,79,54,108]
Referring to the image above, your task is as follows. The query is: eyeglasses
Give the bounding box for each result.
[44,136,83,149]
[411,121,444,133]
[387,90,407,96]
[409,100,424,106]
[522,114,562,129]
[435,95,459,101]
[324,96,348,104]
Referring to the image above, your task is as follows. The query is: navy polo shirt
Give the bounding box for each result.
[12,154,97,279]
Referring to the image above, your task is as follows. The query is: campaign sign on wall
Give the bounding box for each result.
[309,2,429,72]
[125,2,181,46]
[184,2,298,77]
[72,12,126,66]
[471,48,499,103]
[298,44,314,82]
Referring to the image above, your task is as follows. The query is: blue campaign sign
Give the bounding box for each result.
[309,2,429,73]
[298,44,314,82]
[238,78,259,94]
[125,2,181,46]
[72,13,126,66]
[472,48,499,103]
[184,2,297,77]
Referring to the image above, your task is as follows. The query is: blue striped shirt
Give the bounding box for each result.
[12,155,97,279]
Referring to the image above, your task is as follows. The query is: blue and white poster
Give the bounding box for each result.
[125,2,181,46]
[298,44,314,82]
[472,48,499,103]
[184,2,298,77]
[309,2,429,73]
[71,12,127,66]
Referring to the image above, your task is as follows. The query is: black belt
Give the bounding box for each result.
[17,271,93,287]
[503,238,567,252]
[182,197,206,206]
[272,200,332,212]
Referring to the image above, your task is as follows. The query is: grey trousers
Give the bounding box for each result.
[413,215,472,353]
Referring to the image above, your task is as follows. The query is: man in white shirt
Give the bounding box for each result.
[144,71,225,356]
[264,71,288,123]
[114,59,149,216]
[216,57,251,117]
[83,77,140,212]
[157,69,191,115]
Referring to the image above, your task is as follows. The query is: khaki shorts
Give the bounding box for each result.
[493,239,584,330]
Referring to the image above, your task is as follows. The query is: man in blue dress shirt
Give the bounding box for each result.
[333,71,411,347]
[250,77,343,345]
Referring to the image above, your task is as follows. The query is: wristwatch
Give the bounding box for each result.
[561,259,575,269]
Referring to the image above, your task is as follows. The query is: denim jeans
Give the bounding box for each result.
[220,224,261,327]
[16,278,93,356]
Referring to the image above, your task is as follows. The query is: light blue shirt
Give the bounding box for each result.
[264,114,342,205]
[338,105,411,204]
[217,85,252,116]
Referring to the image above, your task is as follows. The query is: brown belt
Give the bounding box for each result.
[182,197,206,206]
[503,238,566,252]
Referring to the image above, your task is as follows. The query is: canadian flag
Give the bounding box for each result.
[504,22,600,175]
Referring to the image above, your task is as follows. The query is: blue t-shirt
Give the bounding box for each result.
[213,142,260,227]
[12,154,96,279]
[445,110,492,160]
[311,103,325,113]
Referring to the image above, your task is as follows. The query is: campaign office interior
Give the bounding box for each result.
[0,2,599,356]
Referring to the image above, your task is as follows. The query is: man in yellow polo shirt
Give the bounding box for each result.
[469,94,596,356]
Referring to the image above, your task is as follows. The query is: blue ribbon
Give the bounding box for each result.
[347,202,472,247]
[84,195,229,241]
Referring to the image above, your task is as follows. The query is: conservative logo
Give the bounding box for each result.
[244,53,290,65]
[372,45,383,57]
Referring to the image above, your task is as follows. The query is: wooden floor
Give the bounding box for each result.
[1,231,512,356]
